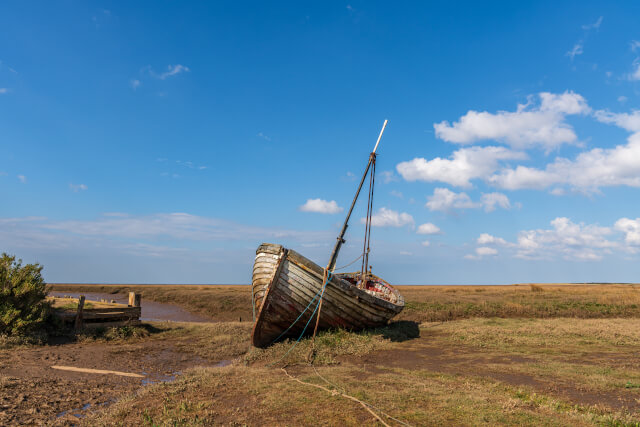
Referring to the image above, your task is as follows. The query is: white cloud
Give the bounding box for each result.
[476,246,498,256]
[618,96,628,103]
[629,60,640,81]
[32,213,329,243]
[69,183,88,192]
[631,40,640,52]
[299,199,343,214]
[397,146,525,188]
[614,218,640,246]
[566,43,584,60]
[154,64,190,80]
[489,131,640,192]
[471,218,618,261]
[477,233,508,246]
[364,207,414,228]
[389,190,403,198]
[130,79,141,90]
[426,188,480,212]
[515,217,614,260]
[425,188,512,213]
[0,213,333,268]
[481,192,511,212]
[582,16,603,30]
[257,132,271,142]
[399,251,412,256]
[174,160,207,170]
[594,110,640,132]
[433,91,590,150]
[549,188,566,196]
[17,175,26,183]
[466,245,499,259]
[417,223,441,235]
[0,88,8,94]
[421,240,430,247]
[381,170,399,183]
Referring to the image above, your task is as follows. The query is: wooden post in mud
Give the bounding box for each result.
[74,296,85,330]
[128,292,141,307]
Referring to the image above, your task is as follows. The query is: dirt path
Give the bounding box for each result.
[0,335,224,425]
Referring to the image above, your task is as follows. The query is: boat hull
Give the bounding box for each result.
[251,243,404,348]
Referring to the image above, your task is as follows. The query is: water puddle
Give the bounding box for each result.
[49,291,212,323]
[141,371,181,386]
[56,403,91,419]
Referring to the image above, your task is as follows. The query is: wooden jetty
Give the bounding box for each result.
[52,292,142,329]
[251,120,405,347]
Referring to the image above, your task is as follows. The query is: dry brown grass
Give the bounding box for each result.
[84,360,637,426]
[396,283,640,322]
[38,284,640,425]
[77,317,640,426]
[49,283,640,325]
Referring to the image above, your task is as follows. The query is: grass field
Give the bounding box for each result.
[81,318,640,426]
[38,283,640,425]
[49,282,640,322]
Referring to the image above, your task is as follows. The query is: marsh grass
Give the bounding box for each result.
[0,333,46,349]
[161,321,252,362]
[397,284,640,322]
[74,317,640,426]
[84,363,640,426]
[435,318,640,351]
[530,284,544,292]
[57,301,95,310]
[49,283,640,324]
[244,321,419,366]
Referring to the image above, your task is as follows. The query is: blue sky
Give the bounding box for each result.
[2,1,640,284]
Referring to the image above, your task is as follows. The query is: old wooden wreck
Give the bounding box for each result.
[251,120,405,348]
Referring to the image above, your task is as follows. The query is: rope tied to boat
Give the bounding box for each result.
[308,266,333,361]
[267,270,333,367]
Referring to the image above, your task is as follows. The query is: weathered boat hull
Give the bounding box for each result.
[251,243,404,348]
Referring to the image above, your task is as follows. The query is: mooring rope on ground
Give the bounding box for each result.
[282,367,392,427]
[310,365,414,427]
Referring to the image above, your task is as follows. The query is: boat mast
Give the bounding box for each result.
[325,120,388,272]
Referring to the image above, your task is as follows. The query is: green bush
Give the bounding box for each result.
[0,253,51,336]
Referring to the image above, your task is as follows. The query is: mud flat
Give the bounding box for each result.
[4,283,639,425]
[0,322,250,425]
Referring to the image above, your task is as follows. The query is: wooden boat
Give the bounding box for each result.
[250,120,405,348]
[251,243,404,347]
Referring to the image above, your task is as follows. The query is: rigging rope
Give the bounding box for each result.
[333,253,363,271]
[360,154,376,287]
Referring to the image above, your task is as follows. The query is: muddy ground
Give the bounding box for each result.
[0,326,233,426]
[3,319,640,425]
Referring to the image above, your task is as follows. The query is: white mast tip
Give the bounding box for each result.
[372,120,388,154]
